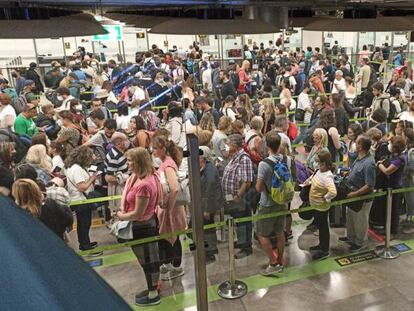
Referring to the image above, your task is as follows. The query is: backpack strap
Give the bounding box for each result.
[246,133,259,146]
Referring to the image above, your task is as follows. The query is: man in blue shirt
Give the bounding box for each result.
[339,135,376,253]
[393,48,404,67]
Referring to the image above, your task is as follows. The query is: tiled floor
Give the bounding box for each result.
[71,208,414,311]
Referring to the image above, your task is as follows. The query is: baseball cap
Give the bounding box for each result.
[24,79,34,87]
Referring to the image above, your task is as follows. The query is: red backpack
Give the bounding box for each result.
[287,121,298,141]
[242,134,263,165]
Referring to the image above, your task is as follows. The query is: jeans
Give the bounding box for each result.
[73,203,92,250]
[228,202,252,250]
[293,125,308,145]
[314,210,330,252]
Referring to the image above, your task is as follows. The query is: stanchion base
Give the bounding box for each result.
[217,280,248,299]
[374,245,400,259]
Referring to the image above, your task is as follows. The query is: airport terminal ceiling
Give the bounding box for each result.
[1,0,414,9]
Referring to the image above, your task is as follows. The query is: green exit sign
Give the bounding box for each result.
[93,25,123,41]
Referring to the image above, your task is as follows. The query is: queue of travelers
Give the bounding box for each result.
[0,41,414,307]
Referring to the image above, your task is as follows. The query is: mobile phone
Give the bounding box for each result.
[89,165,98,172]
[52,166,62,173]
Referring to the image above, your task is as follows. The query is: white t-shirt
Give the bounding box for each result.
[66,164,93,201]
[399,111,414,124]
[277,132,292,153]
[332,78,346,94]
[220,107,237,122]
[297,92,312,124]
[52,155,65,173]
[132,87,146,102]
[202,68,213,91]
[0,104,16,129]
[116,115,131,130]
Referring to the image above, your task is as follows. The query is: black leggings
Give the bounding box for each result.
[314,209,330,253]
[73,203,92,249]
[131,218,160,291]
[159,238,182,268]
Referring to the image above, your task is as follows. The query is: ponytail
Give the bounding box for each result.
[166,139,183,167]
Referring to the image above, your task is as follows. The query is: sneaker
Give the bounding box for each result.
[338,237,353,244]
[313,230,319,236]
[260,264,283,276]
[402,227,414,234]
[312,251,330,261]
[349,243,365,253]
[79,245,102,257]
[161,266,185,281]
[135,294,161,306]
[90,241,98,248]
[234,248,253,259]
[309,245,321,252]
[159,263,173,275]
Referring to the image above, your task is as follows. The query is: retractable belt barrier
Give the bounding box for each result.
[74,187,414,256]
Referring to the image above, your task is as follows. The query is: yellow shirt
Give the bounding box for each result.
[309,170,337,211]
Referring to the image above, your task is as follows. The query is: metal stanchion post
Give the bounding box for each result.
[375,188,400,259]
[217,217,248,299]
[219,206,227,242]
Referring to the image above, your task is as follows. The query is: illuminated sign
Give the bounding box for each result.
[93,25,123,41]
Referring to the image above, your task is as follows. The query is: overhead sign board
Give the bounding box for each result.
[93,25,123,41]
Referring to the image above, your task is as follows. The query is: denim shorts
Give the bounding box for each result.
[254,204,286,237]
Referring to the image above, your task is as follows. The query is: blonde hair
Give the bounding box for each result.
[250,116,264,131]
[125,147,154,178]
[26,144,52,172]
[197,130,213,147]
[12,179,43,218]
[261,98,274,121]
[218,116,232,132]
[314,128,328,148]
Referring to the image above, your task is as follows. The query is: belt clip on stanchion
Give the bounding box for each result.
[375,188,400,259]
[217,217,248,299]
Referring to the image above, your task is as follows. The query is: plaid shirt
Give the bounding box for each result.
[222,149,254,197]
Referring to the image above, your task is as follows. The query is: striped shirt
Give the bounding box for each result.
[309,170,337,211]
[105,147,128,176]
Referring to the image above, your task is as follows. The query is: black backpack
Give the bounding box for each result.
[0,128,28,163]
[367,65,378,88]
[229,70,240,90]
[13,93,28,115]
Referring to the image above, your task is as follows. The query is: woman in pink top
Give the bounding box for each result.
[116,147,162,306]
[359,45,371,65]
[152,135,187,281]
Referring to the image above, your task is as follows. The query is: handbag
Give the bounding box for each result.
[295,108,305,122]
[110,220,133,240]
[335,178,364,212]
[159,170,190,208]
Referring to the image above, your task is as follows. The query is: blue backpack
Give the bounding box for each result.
[263,156,295,205]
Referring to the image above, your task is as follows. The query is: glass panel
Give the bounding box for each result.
[358,32,375,51]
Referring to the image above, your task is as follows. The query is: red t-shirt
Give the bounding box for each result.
[124,174,160,221]
[237,69,249,93]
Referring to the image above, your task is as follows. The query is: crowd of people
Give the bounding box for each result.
[1,41,414,307]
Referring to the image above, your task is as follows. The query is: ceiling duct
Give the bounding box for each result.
[258,6,289,29]
[243,6,258,20]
